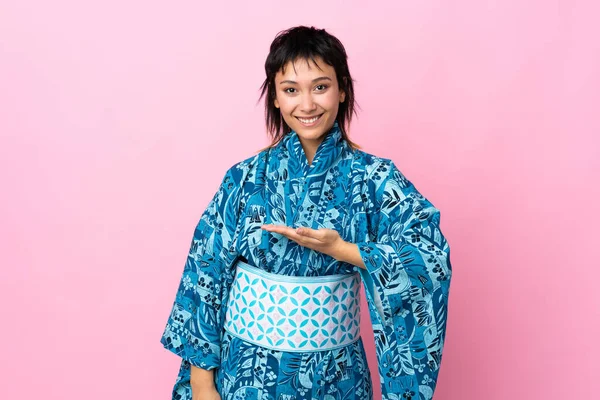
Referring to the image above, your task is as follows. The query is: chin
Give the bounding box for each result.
[293,125,326,139]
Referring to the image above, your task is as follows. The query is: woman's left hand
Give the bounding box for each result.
[261,224,346,260]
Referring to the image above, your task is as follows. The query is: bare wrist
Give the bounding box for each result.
[190,365,216,388]
[332,238,349,262]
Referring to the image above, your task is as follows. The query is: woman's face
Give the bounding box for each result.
[274,56,345,145]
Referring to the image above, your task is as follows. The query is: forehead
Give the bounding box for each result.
[276,57,336,81]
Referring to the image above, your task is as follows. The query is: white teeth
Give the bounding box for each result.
[298,115,320,124]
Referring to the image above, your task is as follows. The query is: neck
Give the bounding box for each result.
[297,136,324,165]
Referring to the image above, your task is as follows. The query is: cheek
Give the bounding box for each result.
[276,96,294,113]
[275,91,340,114]
[275,97,298,126]
[322,91,342,110]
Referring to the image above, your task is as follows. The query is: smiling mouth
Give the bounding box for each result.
[295,114,323,124]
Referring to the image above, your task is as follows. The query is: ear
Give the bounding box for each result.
[340,77,347,103]
[274,98,280,108]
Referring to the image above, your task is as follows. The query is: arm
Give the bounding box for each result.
[190,366,219,398]
[332,239,366,270]
[160,165,244,375]
[350,160,452,400]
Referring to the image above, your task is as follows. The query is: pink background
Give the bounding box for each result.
[1,1,598,399]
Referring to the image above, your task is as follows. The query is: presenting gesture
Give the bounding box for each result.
[261,224,345,259]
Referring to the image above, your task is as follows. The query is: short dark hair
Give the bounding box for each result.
[258,26,360,149]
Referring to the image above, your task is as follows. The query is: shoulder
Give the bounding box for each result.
[218,148,272,192]
[223,151,265,181]
[351,149,409,187]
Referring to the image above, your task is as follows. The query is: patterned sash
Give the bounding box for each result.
[223,259,361,352]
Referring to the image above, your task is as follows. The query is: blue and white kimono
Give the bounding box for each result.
[160,121,453,400]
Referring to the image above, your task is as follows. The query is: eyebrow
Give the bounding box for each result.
[279,77,332,85]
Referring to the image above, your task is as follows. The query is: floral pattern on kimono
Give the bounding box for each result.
[160,121,452,400]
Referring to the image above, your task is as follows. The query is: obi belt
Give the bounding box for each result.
[223,259,361,352]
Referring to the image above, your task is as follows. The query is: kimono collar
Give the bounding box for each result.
[283,120,344,177]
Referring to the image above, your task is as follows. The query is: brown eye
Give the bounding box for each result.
[284,88,296,94]
[315,84,329,91]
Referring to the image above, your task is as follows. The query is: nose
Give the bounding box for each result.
[300,93,317,113]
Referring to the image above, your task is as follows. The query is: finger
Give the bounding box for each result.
[272,228,323,247]
[293,234,325,249]
[261,224,295,235]
[295,226,312,236]
[262,224,309,243]
[294,232,323,245]
[296,226,327,240]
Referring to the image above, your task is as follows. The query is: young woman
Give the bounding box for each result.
[160,26,452,400]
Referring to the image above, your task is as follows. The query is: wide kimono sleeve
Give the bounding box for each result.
[160,165,244,370]
[355,160,452,400]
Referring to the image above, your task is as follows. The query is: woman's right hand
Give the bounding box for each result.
[192,386,221,400]
[190,365,221,400]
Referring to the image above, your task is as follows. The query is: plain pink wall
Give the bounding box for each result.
[1,1,598,399]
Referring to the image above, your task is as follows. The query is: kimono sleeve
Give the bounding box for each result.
[356,160,452,400]
[160,166,243,370]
